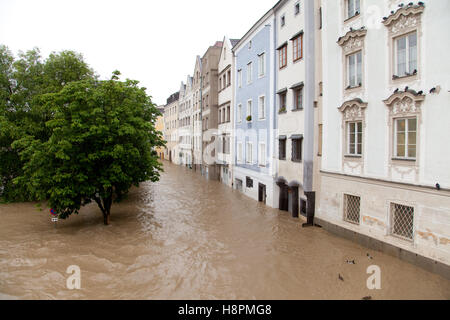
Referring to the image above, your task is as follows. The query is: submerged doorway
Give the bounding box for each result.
[258,183,267,204]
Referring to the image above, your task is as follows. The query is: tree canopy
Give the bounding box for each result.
[1,45,165,225]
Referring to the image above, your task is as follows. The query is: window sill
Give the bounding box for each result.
[291,108,304,112]
[278,110,287,115]
[292,159,303,163]
[344,154,363,159]
[392,158,416,162]
[279,66,287,70]
[392,73,418,82]
[344,12,361,24]
[279,158,286,161]
[345,85,362,91]
[293,57,303,64]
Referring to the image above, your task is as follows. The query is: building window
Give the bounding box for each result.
[246,176,253,188]
[279,138,286,160]
[237,142,243,163]
[347,121,363,156]
[347,51,362,88]
[293,87,303,110]
[395,32,417,77]
[347,0,360,19]
[246,142,253,164]
[238,70,242,88]
[391,203,414,241]
[237,104,242,122]
[293,35,303,61]
[281,14,286,27]
[279,92,287,112]
[258,96,265,120]
[259,142,266,167]
[247,100,252,120]
[226,105,230,122]
[295,2,300,15]
[394,117,417,159]
[291,137,303,162]
[279,45,287,69]
[258,53,266,77]
[344,194,361,224]
[247,62,253,84]
[227,70,231,86]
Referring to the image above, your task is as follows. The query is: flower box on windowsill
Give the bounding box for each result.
[246,115,252,122]
[278,107,287,114]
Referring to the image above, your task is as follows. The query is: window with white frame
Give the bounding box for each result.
[347,51,362,88]
[247,62,253,84]
[259,142,266,167]
[394,117,417,159]
[258,96,265,120]
[395,32,417,77]
[237,103,242,122]
[237,142,243,163]
[258,53,265,77]
[347,0,360,19]
[246,142,253,164]
[347,121,363,156]
[247,100,252,120]
[238,70,242,88]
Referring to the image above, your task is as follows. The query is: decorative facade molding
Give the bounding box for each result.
[337,28,367,54]
[383,91,425,117]
[382,4,425,36]
[339,98,368,121]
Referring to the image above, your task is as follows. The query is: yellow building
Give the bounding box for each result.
[155,106,165,160]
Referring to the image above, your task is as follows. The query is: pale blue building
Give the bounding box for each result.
[233,8,277,207]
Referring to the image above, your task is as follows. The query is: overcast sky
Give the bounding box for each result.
[0,0,276,105]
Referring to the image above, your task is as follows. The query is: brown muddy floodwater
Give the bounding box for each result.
[0,162,449,300]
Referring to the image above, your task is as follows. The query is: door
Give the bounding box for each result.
[258,183,267,204]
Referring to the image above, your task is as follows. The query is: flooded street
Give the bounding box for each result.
[0,162,449,300]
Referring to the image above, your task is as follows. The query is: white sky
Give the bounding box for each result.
[0,0,276,105]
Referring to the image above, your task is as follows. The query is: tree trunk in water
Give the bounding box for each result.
[103,212,110,226]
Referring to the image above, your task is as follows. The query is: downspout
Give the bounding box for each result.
[303,0,316,227]
[200,68,204,174]
[273,13,278,183]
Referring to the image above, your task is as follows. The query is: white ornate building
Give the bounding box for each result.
[318,0,450,268]
[217,37,239,187]
[178,76,194,167]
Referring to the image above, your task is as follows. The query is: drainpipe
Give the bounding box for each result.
[200,69,204,175]
[303,0,316,227]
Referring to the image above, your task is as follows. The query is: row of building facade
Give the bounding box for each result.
[160,0,450,273]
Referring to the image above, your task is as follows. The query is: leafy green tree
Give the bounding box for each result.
[0,45,95,201]
[14,71,164,225]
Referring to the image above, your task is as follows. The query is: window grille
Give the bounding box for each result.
[391,203,414,241]
[344,194,360,224]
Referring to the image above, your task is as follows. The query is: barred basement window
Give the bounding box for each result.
[344,194,360,224]
[391,203,414,241]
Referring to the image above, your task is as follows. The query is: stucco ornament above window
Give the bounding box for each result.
[337,27,367,54]
[339,98,368,121]
[382,3,425,35]
[383,90,425,116]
